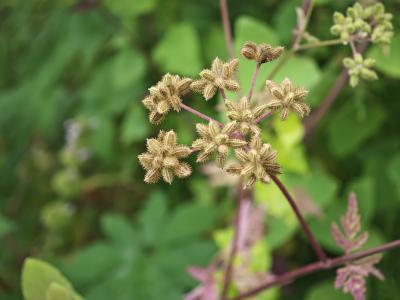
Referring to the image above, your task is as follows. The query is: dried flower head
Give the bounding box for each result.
[138,130,191,184]
[226,135,281,188]
[265,78,310,120]
[332,193,384,300]
[343,54,377,87]
[191,57,240,100]
[142,74,192,124]
[241,42,284,64]
[224,97,267,136]
[192,121,247,168]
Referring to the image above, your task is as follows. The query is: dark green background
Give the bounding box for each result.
[1,0,399,299]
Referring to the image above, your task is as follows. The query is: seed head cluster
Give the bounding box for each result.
[139,42,311,186]
[191,57,240,100]
[266,78,310,120]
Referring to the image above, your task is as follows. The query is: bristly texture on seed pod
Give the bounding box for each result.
[265,78,310,121]
[192,121,247,168]
[142,74,192,124]
[191,57,240,100]
[138,130,191,184]
[226,135,281,189]
[241,41,284,64]
[224,97,267,136]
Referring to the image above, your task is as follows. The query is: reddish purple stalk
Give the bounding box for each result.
[230,239,400,300]
[219,0,235,59]
[180,103,223,126]
[247,63,261,101]
[271,175,328,262]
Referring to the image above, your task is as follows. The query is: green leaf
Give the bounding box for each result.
[101,214,136,245]
[89,115,115,161]
[152,23,201,76]
[63,243,120,287]
[162,203,216,244]
[46,282,79,300]
[234,16,279,93]
[306,280,352,300]
[0,213,13,237]
[368,36,400,79]
[272,55,322,89]
[22,258,83,300]
[112,48,146,89]
[104,0,155,19]
[327,102,386,157]
[139,191,167,246]
[120,103,149,145]
[387,154,400,198]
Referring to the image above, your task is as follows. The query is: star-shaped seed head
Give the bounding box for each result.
[265,78,310,120]
[142,74,192,124]
[241,42,284,64]
[138,130,191,184]
[226,135,281,189]
[192,121,247,168]
[343,54,377,87]
[224,97,267,136]
[191,57,240,100]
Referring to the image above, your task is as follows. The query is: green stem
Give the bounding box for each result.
[296,39,343,50]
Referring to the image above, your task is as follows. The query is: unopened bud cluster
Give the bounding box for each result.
[331,2,393,45]
[330,2,392,87]
[139,42,311,188]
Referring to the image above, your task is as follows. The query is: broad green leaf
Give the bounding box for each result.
[22,258,83,300]
[327,102,386,157]
[265,216,297,250]
[162,203,216,244]
[306,280,352,300]
[272,55,322,89]
[101,214,136,244]
[234,16,279,94]
[104,0,155,19]
[63,243,120,287]
[368,36,400,79]
[112,48,146,89]
[120,103,149,145]
[46,282,78,300]
[139,190,167,246]
[152,23,201,76]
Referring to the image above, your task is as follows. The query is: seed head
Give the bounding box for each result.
[241,42,284,64]
[191,57,240,100]
[265,78,310,120]
[192,121,247,168]
[138,130,191,184]
[224,97,267,136]
[226,135,281,189]
[142,74,192,124]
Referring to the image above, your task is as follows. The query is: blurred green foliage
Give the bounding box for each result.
[0,0,399,299]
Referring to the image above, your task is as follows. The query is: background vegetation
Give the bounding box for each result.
[1,0,399,299]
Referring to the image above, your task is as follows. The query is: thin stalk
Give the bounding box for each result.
[271,175,328,262]
[247,63,261,101]
[180,103,223,126]
[220,182,245,300]
[220,0,235,59]
[297,39,343,50]
[230,239,400,300]
[292,0,314,50]
[255,111,273,124]
[220,88,228,101]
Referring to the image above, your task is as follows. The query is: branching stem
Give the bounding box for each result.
[230,239,400,300]
[247,63,261,101]
[220,0,235,59]
[180,103,223,126]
